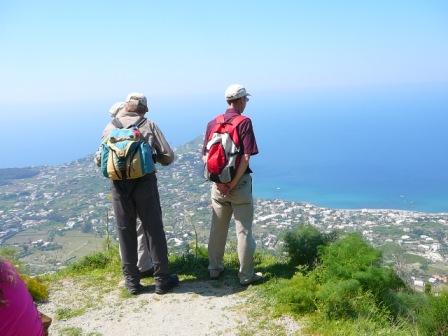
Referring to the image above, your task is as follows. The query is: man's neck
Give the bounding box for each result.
[228,104,242,114]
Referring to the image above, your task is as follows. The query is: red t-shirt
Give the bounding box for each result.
[203,108,258,173]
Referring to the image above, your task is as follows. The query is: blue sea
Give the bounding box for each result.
[1,85,447,212]
[250,86,448,213]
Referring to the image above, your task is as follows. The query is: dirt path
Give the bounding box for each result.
[40,280,249,336]
[39,277,301,336]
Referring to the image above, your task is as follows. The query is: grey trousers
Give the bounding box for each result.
[118,220,154,272]
[111,173,168,286]
[136,220,153,272]
[208,174,256,283]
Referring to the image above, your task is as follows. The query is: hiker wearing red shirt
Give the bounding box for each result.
[202,84,262,286]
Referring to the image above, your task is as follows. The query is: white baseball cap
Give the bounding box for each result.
[224,84,251,101]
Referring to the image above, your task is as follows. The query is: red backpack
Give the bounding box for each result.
[204,114,247,183]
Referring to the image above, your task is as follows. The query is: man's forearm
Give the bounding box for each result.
[229,154,250,190]
[156,152,175,166]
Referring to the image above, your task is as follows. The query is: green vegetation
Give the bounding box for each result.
[6,224,444,336]
[419,291,448,335]
[58,327,102,336]
[50,243,122,286]
[58,327,83,336]
[283,224,338,268]
[256,227,448,335]
[21,274,49,302]
[55,307,87,320]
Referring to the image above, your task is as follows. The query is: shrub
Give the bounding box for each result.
[395,291,428,320]
[352,267,404,316]
[316,279,363,319]
[418,291,448,336]
[66,245,120,274]
[316,234,405,316]
[318,233,382,279]
[353,266,404,296]
[21,275,49,302]
[269,231,410,329]
[283,224,330,267]
[272,273,318,314]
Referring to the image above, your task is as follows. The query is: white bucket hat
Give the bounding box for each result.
[126,92,149,112]
[224,84,251,101]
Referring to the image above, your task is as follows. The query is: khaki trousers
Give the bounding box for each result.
[208,174,256,282]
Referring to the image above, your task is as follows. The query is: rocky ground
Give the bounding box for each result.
[39,278,301,336]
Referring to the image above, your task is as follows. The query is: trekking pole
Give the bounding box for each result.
[185,212,198,261]
[105,209,110,253]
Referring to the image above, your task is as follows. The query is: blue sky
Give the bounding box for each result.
[0,1,447,168]
[0,0,447,105]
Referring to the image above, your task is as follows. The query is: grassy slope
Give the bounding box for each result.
[37,237,431,336]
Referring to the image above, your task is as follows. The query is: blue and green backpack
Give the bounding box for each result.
[100,118,155,180]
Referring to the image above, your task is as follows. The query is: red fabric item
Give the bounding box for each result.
[206,114,248,175]
[0,261,44,336]
[203,108,259,162]
[207,114,247,144]
[207,144,227,174]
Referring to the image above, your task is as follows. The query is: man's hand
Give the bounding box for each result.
[216,183,231,196]
[215,154,250,197]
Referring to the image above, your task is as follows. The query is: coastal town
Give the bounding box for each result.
[0,138,447,290]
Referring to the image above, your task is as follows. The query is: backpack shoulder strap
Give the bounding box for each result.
[229,115,247,128]
[215,115,225,124]
[111,118,124,129]
[215,114,246,126]
[129,117,147,129]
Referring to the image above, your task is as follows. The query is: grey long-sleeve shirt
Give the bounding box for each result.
[102,110,174,166]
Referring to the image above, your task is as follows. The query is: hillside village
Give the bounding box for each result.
[0,139,447,290]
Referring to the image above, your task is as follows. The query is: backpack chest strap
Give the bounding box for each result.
[214,114,247,129]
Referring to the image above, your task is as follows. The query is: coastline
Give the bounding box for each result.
[253,182,448,215]
[255,196,448,216]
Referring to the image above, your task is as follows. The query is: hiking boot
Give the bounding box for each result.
[126,283,146,295]
[240,272,263,286]
[139,267,155,278]
[209,269,223,280]
[155,274,179,295]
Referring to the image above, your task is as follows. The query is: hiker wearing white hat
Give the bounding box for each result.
[202,84,262,286]
[100,93,179,295]
[103,101,155,278]
[224,83,251,101]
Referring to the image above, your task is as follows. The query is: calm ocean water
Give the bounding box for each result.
[2,86,447,212]
[250,87,448,212]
